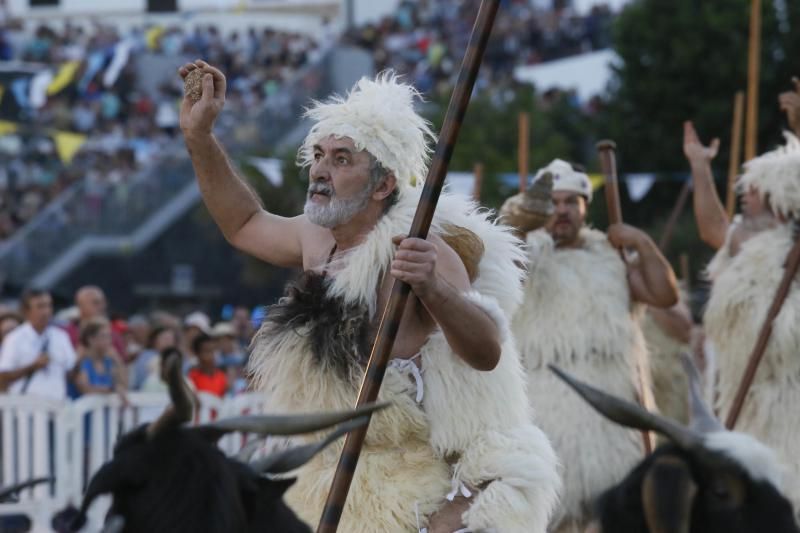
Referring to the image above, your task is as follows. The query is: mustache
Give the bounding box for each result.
[308,183,334,197]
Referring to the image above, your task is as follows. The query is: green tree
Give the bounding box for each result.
[605,0,800,174]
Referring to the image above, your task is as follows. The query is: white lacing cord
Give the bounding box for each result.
[388,354,424,403]
[445,474,472,502]
[415,501,427,533]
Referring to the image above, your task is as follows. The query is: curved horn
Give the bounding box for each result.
[70,461,125,532]
[195,401,390,440]
[0,477,52,502]
[680,352,724,433]
[252,416,369,474]
[549,365,702,451]
[147,351,195,439]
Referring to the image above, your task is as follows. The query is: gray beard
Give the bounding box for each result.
[304,186,373,229]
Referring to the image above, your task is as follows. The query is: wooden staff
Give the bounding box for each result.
[473,162,484,202]
[519,112,529,192]
[596,139,653,454]
[597,140,623,225]
[726,224,800,429]
[679,253,691,293]
[726,91,745,218]
[316,2,501,531]
[744,0,762,162]
[658,180,692,253]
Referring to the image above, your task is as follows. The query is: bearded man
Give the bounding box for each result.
[179,61,560,533]
[703,132,800,515]
[501,159,678,533]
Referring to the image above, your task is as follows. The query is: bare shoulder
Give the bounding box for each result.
[295,215,336,269]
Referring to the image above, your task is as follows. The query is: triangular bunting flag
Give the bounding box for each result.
[53,131,88,163]
[588,173,605,191]
[0,120,18,136]
[248,157,283,187]
[625,173,657,202]
[47,61,81,96]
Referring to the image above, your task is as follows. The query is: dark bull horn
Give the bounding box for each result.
[548,365,703,452]
[147,350,196,439]
[196,401,390,440]
[0,477,53,502]
[252,416,370,474]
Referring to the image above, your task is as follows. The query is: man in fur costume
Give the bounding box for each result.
[179,60,560,533]
[500,159,679,533]
[703,132,800,515]
[684,121,780,280]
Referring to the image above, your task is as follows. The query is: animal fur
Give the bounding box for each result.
[513,228,652,530]
[738,132,800,219]
[642,310,689,424]
[704,222,800,514]
[248,189,561,532]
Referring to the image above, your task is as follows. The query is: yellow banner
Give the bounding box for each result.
[53,131,87,163]
[47,61,81,96]
[146,26,165,50]
[0,120,18,136]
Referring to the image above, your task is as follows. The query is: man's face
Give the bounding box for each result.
[304,136,377,228]
[740,186,767,218]
[77,288,106,320]
[545,190,587,246]
[25,294,53,330]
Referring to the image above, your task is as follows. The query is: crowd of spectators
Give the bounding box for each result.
[343,0,615,96]
[0,19,322,238]
[0,285,259,403]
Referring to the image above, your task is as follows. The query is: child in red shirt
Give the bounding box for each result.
[187,334,227,398]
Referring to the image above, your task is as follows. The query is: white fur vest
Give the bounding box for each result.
[248,189,560,532]
[512,227,651,527]
[704,223,800,510]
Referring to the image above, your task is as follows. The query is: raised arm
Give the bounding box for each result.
[179,60,304,268]
[607,224,679,308]
[683,121,728,250]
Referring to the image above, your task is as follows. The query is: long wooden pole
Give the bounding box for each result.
[726,91,745,218]
[519,112,529,192]
[316,2,501,530]
[658,180,692,253]
[473,162,484,202]
[726,225,800,429]
[744,0,762,162]
[596,140,652,454]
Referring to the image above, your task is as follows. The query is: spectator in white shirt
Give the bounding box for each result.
[0,289,77,400]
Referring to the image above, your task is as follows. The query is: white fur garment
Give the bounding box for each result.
[704,222,800,513]
[513,227,652,529]
[249,188,561,532]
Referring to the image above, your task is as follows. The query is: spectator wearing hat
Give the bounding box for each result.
[182,311,211,365]
[187,333,227,398]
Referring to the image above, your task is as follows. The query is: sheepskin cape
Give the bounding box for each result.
[249,189,561,533]
[513,227,651,530]
[641,309,689,424]
[704,222,800,511]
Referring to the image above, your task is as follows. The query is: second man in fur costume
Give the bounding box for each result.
[502,159,679,533]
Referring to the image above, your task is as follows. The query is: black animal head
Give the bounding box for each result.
[550,355,799,533]
[71,351,386,533]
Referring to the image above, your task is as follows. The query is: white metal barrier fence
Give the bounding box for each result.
[0,392,268,532]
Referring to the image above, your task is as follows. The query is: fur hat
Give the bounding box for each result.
[738,131,800,219]
[533,159,592,203]
[297,71,436,189]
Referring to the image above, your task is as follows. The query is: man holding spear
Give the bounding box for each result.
[179,61,560,532]
[702,131,800,515]
[501,158,678,533]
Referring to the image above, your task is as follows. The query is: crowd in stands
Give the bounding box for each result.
[0,285,260,402]
[343,0,615,96]
[0,19,321,238]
